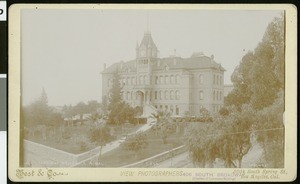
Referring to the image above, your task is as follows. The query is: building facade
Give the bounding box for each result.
[102,32,225,117]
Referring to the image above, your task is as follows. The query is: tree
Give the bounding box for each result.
[23,88,52,128]
[89,112,102,123]
[107,72,136,126]
[101,95,109,116]
[107,72,124,124]
[254,90,284,168]
[90,125,113,164]
[219,107,229,117]
[224,16,285,167]
[121,133,148,158]
[87,100,100,113]
[225,52,255,108]
[188,105,255,168]
[22,88,62,140]
[73,102,88,119]
[199,107,212,122]
[151,110,173,144]
[227,16,284,110]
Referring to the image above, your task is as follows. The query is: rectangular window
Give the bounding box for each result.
[155,91,157,100]
[170,75,174,84]
[199,91,204,100]
[160,76,163,84]
[199,74,203,84]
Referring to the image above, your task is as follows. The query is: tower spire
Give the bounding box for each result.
[146,14,150,34]
[147,14,149,33]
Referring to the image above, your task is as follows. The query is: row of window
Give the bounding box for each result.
[154,90,180,100]
[213,90,223,101]
[153,104,223,115]
[154,74,180,85]
[107,74,181,87]
[122,90,222,101]
[107,74,223,87]
[213,74,223,86]
[123,90,181,101]
[154,104,180,115]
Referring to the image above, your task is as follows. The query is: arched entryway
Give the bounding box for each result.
[136,91,144,107]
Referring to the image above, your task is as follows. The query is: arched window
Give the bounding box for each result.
[220,76,223,85]
[136,92,138,100]
[160,76,163,84]
[160,91,163,100]
[165,75,169,84]
[175,90,180,100]
[199,90,204,100]
[216,91,219,100]
[130,91,133,100]
[170,75,174,84]
[170,90,174,100]
[108,79,110,87]
[155,76,159,84]
[175,74,180,84]
[165,90,168,100]
[199,74,203,84]
[155,91,158,100]
[220,91,223,100]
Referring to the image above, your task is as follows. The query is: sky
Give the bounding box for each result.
[21,9,282,106]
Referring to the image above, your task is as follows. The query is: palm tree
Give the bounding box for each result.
[89,125,112,165]
[150,110,172,144]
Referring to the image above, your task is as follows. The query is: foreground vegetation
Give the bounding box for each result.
[188,15,284,168]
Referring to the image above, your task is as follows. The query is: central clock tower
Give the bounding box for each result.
[135,31,158,74]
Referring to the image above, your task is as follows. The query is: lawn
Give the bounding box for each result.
[25,123,144,154]
[100,127,186,167]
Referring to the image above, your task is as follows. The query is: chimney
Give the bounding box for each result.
[211,54,214,60]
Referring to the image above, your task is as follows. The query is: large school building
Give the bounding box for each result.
[102,31,225,117]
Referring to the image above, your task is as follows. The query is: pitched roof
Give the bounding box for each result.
[102,56,225,74]
[139,33,158,50]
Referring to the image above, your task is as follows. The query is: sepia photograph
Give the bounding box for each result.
[8,4,297,182]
